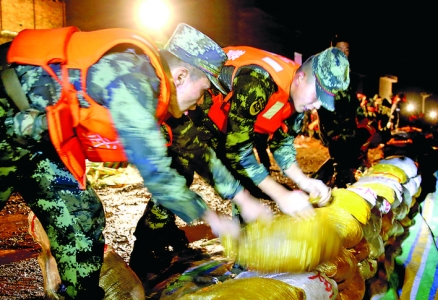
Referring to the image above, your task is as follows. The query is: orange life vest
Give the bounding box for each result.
[208,46,299,134]
[7,27,171,189]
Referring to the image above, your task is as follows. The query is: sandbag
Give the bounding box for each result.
[179,277,305,299]
[236,271,338,300]
[28,211,145,300]
[222,212,342,273]
[330,188,372,225]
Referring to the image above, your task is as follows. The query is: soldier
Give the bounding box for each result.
[0,24,261,299]
[192,46,350,214]
[144,45,350,225]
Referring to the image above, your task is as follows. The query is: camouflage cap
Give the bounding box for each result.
[311,47,350,111]
[164,23,228,94]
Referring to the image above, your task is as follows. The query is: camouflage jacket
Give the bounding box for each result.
[9,49,208,223]
[188,65,301,186]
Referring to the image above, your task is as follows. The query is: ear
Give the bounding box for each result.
[294,70,305,85]
[174,67,189,87]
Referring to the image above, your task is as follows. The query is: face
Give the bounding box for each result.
[335,41,350,58]
[290,72,322,113]
[172,67,211,112]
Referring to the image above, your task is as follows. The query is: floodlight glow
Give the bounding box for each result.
[137,0,171,31]
[429,111,437,119]
[406,103,415,112]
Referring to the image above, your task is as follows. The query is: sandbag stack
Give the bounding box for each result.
[349,156,422,298]
[194,156,422,299]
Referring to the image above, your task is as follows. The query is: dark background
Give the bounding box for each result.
[64,0,437,97]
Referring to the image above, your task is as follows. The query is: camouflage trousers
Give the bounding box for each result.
[0,98,105,299]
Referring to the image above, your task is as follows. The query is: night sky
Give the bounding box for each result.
[65,1,437,97]
[253,1,437,96]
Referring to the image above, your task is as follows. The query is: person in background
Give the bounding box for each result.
[387,93,406,130]
[315,34,373,188]
[0,23,255,299]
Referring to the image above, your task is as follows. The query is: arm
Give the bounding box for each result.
[88,51,208,224]
[166,114,271,222]
[223,67,274,187]
[219,68,316,215]
[269,114,331,206]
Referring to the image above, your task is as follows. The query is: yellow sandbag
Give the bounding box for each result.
[337,268,366,300]
[367,235,385,259]
[330,188,372,225]
[357,258,378,280]
[386,220,405,240]
[99,245,145,300]
[355,182,395,204]
[380,213,395,242]
[222,212,342,273]
[362,212,382,241]
[316,247,358,291]
[350,238,371,262]
[28,212,145,300]
[319,206,364,248]
[413,186,422,198]
[363,163,407,183]
[28,212,61,299]
[179,277,305,300]
[410,195,417,208]
[393,201,409,221]
[399,215,413,227]
[243,272,339,300]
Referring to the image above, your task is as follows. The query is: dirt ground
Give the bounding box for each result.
[1,136,367,299]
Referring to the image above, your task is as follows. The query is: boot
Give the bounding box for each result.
[129,201,190,281]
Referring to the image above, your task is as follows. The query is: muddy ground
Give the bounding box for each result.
[1,136,381,299]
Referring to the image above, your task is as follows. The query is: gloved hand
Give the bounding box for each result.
[275,190,315,219]
[296,177,331,207]
[233,189,272,223]
[203,210,241,239]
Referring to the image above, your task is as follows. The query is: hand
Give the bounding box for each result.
[203,210,240,239]
[284,163,331,206]
[12,109,48,141]
[233,190,272,223]
[275,190,315,219]
[296,177,332,207]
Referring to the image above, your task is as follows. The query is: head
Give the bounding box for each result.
[163,23,227,112]
[331,34,350,58]
[290,47,350,113]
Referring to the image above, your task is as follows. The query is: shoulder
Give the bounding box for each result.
[233,65,277,93]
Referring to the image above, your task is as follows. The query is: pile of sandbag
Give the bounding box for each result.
[180,156,422,299]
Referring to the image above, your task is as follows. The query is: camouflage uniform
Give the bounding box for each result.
[129,112,247,281]
[0,62,106,297]
[316,83,368,187]
[187,65,303,199]
[0,47,209,298]
[129,65,302,280]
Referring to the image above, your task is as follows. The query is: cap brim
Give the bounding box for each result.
[206,73,227,95]
[315,81,335,111]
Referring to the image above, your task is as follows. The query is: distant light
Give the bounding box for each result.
[406,103,415,112]
[137,0,171,31]
[429,111,437,119]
